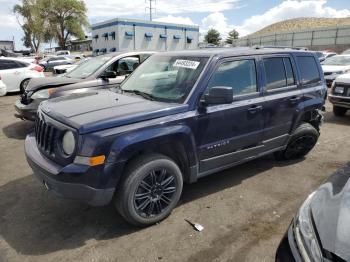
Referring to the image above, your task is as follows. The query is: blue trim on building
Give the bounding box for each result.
[92,20,199,32]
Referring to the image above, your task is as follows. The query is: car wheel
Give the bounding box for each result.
[274,123,319,160]
[115,153,183,227]
[20,79,30,93]
[333,106,347,117]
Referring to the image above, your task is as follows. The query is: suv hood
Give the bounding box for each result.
[311,163,350,261]
[26,76,81,92]
[39,90,188,134]
[322,65,350,73]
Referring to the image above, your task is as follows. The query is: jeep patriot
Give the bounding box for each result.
[25,47,326,226]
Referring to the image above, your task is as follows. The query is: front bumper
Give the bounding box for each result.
[276,222,302,262]
[328,94,350,109]
[14,99,39,121]
[25,134,115,206]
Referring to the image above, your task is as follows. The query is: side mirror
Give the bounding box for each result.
[100,70,117,79]
[203,86,233,105]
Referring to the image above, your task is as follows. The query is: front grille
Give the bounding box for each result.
[34,116,57,155]
[324,72,332,76]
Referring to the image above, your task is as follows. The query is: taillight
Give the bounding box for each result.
[31,65,44,72]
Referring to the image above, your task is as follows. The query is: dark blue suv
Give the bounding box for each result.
[25,48,326,226]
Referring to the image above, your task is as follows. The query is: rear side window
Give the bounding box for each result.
[207,59,257,96]
[0,60,21,70]
[15,61,29,68]
[297,56,321,85]
[263,57,295,90]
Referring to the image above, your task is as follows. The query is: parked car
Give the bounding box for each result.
[341,48,350,55]
[0,58,44,96]
[0,77,7,96]
[53,58,90,75]
[321,55,350,87]
[56,50,70,56]
[25,48,326,226]
[39,56,74,71]
[15,51,154,120]
[328,73,350,116]
[276,163,350,262]
[315,51,337,62]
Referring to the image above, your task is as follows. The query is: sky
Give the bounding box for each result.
[0,0,350,50]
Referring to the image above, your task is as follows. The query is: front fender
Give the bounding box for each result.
[106,125,198,167]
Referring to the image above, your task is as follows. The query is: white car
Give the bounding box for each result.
[0,58,44,96]
[0,78,7,96]
[53,58,90,74]
[321,55,350,87]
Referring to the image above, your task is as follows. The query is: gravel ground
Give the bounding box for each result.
[0,93,349,262]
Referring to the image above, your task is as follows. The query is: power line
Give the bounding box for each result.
[145,0,156,21]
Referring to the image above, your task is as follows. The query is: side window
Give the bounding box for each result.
[15,61,29,68]
[207,59,257,96]
[0,60,20,70]
[284,58,295,86]
[297,56,321,85]
[263,57,295,90]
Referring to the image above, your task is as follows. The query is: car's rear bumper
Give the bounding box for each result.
[328,94,350,109]
[25,133,115,206]
[14,99,39,121]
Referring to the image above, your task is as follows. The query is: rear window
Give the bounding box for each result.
[297,56,321,85]
[263,57,295,90]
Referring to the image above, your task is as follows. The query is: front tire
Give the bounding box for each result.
[115,154,183,227]
[20,79,30,93]
[274,123,319,160]
[333,106,347,117]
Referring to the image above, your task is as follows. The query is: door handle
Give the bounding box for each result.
[247,105,263,114]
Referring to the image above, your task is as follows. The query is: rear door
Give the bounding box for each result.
[260,55,302,150]
[0,59,26,92]
[196,57,265,174]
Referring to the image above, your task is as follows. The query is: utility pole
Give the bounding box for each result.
[145,0,156,21]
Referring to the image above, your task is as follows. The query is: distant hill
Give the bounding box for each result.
[247,17,350,37]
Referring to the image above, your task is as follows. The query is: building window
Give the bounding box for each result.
[173,35,181,40]
[109,32,115,40]
[145,32,153,38]
[187,36,193,44]
[125,31,134,38]
[102,33,108,41]
[160,34,167,39]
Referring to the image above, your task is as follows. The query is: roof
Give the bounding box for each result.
[92,17,199,32]
[154,47,313,58]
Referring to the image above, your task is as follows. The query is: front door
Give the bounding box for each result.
[196,58,264,174]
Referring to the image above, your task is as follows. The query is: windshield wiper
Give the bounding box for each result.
[123,89,155,101]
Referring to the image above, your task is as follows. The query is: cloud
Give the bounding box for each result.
[235,0,350,36]
[84,0,241,19]
[154,15,195,26]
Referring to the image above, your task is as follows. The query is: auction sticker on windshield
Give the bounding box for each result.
[173,59,200,69]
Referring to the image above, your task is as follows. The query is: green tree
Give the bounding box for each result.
[225,29,239,44]
[13,0,50,52]
[204,28,221,45]
[41,0,89,50]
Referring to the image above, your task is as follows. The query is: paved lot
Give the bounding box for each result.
[0,93,349,262]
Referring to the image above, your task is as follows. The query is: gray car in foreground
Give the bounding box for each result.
[15,51,155,120]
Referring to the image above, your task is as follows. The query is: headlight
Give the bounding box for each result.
[31,88,55,99]
[294,192,323,262]
[62,131,76,155]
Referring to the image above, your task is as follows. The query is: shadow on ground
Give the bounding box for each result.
[2,121,34,140]
[0,155,303,256]
[323,110,350,126]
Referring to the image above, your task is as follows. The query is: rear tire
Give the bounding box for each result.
[333,106,347,117]
[20,79,30,93]
[115,153,183,227]
[274,123,319,160]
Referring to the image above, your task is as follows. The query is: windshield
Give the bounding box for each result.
[66,55,113,79]
[322,56,350,66]
[121,55,209,103]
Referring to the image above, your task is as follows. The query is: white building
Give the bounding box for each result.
[91,18,199,54]
[0,40,14,51]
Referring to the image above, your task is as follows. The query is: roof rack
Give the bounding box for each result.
[252,45,308,51]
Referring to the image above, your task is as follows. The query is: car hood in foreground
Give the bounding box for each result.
[39,90,188,134]
[311,163,350,261]
[26,76,81,92]
[322,65,350,73]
